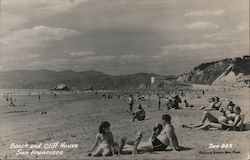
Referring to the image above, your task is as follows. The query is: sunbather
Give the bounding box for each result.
[199,97,220,111]
[87,121,115,156]
[183,106,242,131]
[194,106,242,130]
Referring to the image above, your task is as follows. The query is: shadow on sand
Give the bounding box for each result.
[121,146,192,155]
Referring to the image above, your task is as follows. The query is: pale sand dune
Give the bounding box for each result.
[0,87,249,159]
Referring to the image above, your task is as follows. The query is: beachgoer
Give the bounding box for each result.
[38,93,41,102]
[213,97,221,109]
[194,106,242,130]
[120,114,180,153]
[88,121,115,156]
[170,95,182,109]
[183,106,241,130]
[151,114,179,151]
[225,100,235,110]
[132,105,145,121]
[184,100,194,108]
[199,97,217,110]
[102,94,106,100]
[181,90,184,97]
[128,94,134,113]
[156,93,161,110]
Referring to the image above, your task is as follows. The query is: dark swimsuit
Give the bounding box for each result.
[152,138,167,151]
[152,123,167,151]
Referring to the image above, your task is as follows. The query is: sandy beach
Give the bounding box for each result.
[0,86,249,160]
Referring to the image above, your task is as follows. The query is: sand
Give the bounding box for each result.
[0,86,249,160]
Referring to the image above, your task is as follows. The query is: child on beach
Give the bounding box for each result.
[88,121,115,157]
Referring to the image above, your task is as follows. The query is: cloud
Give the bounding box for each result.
[0,26,81,49]
[236,24,249,32]
[184,10,225,17]
[75,55,116,62]
[119,54,142,60]
[69,51,95,56]
[4,0,88,17]
[203,33,225,40]
[162,43,217,50]
[185,21,219,30]
[1,13,28,31]
[2,0,88,31]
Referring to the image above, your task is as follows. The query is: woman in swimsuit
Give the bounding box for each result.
[194,106,242,130]
[88,121,115,156]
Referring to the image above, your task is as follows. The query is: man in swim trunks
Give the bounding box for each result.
[151,114,179,151]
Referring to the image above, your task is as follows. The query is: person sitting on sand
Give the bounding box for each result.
[170,95,182,109]
[132,104,145,122]
[193,106,242,130]
[225,100,235,110]
[151,114,179,151]
[88,121,115,156]
[121,114,180,153]
[183,106,242,130]
[183,100,194,109]
[213,96,222,110]
[199,97,217,111]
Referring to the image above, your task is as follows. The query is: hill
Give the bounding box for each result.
[0,70,176,89]
[177,55,250,85]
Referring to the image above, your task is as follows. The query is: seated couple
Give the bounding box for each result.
[183,105,242,131]
[122,114,180,153]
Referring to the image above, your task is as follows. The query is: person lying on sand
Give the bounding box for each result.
[87,121,115,157]
[132,104,145,122]
[122,114,180,153]
[194,106,242,130]
[183,106,242,131]
[199,97,220,111]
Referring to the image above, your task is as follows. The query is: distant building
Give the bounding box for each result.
[51,83,70,91]
[151,77,165,84]
[243,55,250,60]
[151,76,172,89]
[237,75,250,88]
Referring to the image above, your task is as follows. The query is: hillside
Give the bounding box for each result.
[0,70,175,89]
[177,56,250,85]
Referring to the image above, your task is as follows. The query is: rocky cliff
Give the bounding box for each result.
[177,56,250,85]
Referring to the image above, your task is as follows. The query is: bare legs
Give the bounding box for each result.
[194,122,222,130]
[183,111,219,129]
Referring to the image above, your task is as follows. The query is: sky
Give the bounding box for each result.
[0,0,249,75]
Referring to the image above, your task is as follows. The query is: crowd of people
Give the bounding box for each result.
[86,90,245,157]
